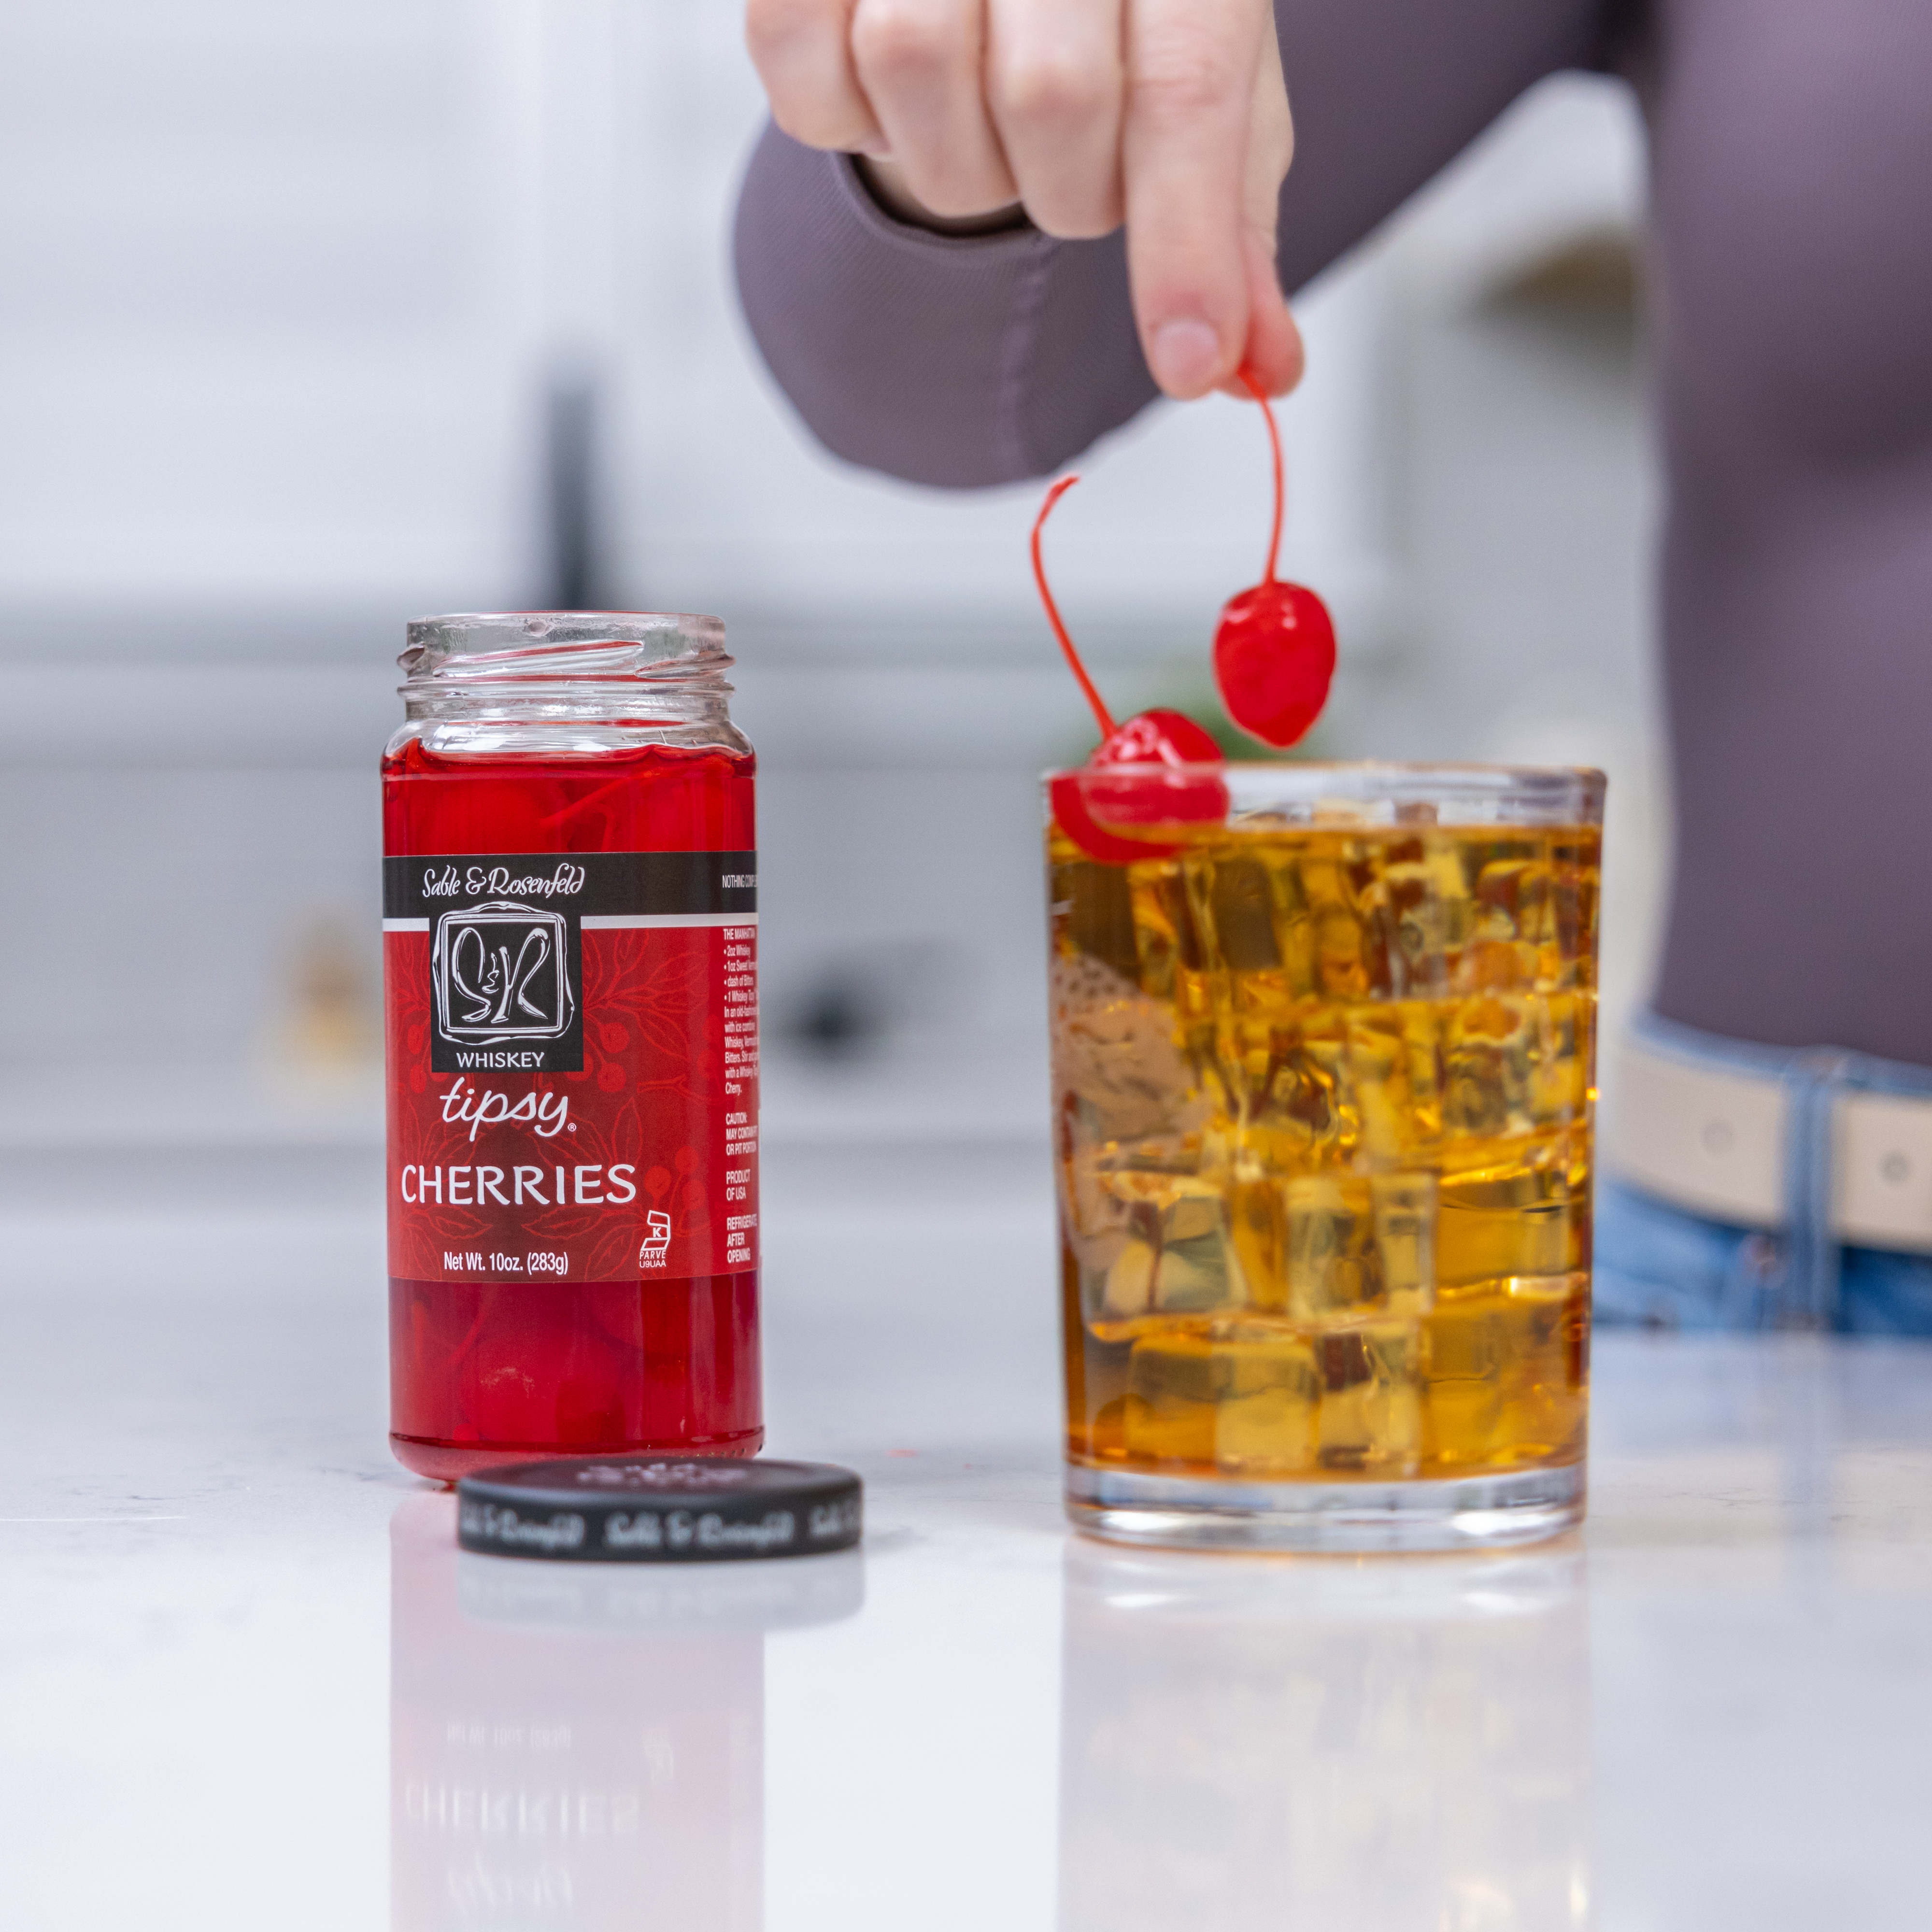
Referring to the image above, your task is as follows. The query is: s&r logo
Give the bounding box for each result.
[432,901,575,1045]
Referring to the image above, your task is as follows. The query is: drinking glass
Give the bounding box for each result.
[1048,761,1604,1551]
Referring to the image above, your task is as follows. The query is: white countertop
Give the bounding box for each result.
[6,1153,1932,1930]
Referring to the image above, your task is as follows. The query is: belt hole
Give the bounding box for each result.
[1702,1119,1734,1156]
[1883,1151,1911,1184]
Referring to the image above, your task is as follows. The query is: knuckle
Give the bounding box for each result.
[745,0,829,64]
[996,49,1113,132]
[851,2,965,85]
[1130,42,1241,123]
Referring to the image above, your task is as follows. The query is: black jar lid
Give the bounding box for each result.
[456,1456,863,1564]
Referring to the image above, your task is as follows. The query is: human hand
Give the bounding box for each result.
[745,0,1303,402]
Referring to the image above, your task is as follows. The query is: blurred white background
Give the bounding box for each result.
[0,0,1663,1179]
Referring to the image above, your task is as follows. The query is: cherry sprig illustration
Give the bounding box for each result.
[1033,475,1227,863]
[1212,368,1336,748]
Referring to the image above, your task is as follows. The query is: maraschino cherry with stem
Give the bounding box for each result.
[1034,475,1227,863]
[1213,367,1337,748]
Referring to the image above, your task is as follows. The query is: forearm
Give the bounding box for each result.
[733,128,1156,488]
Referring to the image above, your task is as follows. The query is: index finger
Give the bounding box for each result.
[1120,0,1268,398]
[747,0,886,154]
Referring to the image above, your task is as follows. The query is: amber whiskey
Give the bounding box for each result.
[1052,809,1597,1483]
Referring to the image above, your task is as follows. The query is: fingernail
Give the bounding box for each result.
[1149,318,1222,394]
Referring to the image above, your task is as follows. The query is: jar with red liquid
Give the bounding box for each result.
[383,612,760,1479]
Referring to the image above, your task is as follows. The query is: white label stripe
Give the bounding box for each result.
[383,914,755,933]
[581,913,759,930]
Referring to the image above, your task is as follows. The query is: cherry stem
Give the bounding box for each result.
[1031,474,1118,740]
[1238,365,1284,587]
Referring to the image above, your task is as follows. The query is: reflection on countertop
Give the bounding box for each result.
[391,1493,862,1931]
[1059,1541,1586,1931]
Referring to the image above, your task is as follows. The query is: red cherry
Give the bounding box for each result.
[1033,483,1227,863]
[1214,579,1335,748]
[1212,368,1337,749]
[1051,708,1227,862]
[1097,709,1222,766]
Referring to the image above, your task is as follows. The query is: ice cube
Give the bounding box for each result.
[1099,1169,1241,1316]
[1548,842,1598,983]
[1126,865,1201,1006]
[1053,855,1140,981]
[1299,852,1392,1000]
[1199,854,1283,974]
[1371,1171,1438,1316]
[1100,1239,1157,1325]
[1075,1166,1246,1335]
[1124,1324,1219,1464]
[1381,838,1470,994]
[1422,1272,1586,1470]
[1421,1291,1507,1466]
[1474,853,1554,944]
[1494,1272,1588,1461]
[1436,1130,1587,1287]
[1459,938,1543,995]
[1312,1320,1421,1474]
[1286,1175,1379,1320]
[1125,1320,1319,1471]
[1213,1324,1320,1473]
[1226,1173,1289,1315]
[1283,1171,1438,1321]
[1227,1021,1354,1167]
[1442,992,1535,1140]
[1529,992,1592,1126]
[1151,1229,1236,1314]
[1059,1129,1134,1265]
[1346,1007,1444,1164]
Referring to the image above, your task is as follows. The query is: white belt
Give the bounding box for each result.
[1604,1036,1932,1252]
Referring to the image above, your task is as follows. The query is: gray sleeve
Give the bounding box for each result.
[732,0,1619,488]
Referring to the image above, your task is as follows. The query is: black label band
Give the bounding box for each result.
[383,850,757,923]
[384,850,755,1073]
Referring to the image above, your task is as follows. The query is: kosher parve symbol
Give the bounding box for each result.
[640,1211,673,1267]
[432,900,575,1045]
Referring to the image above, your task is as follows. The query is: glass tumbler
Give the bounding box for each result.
[1048,760,1604,1551]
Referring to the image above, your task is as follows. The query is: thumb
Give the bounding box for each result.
[1229,230,1305,397]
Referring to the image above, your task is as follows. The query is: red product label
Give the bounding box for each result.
[384,851,758,1286]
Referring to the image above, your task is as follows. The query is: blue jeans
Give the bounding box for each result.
[1594,1014,1932,1335]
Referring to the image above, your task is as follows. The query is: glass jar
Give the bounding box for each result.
[383,612,760,1479]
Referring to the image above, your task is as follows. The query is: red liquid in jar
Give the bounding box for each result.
[383,737,761,1480]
